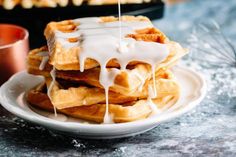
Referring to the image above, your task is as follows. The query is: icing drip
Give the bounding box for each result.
[147,65,159,116]
[103,87,113,124]
[37,51,49,70]
[133,71,146,92]
[151,65,157,98]
[39,56,49,70]
[48,113,67,122]
[47,67,57,117]
[37,51,48,57]
[47,35,55,55]
[47,16,170,123]
[147,85,159,116]
[82,99,87,105]
[99,65,120,123]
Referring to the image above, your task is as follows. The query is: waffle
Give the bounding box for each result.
[26,16,187,123]
[44,16,168,70]
[26,47,179,109]
[27,46,162,95]
[27,41,186,94]
[44,69,178,109]
[44,16,186,71]
[27,78,180,123]
[44,16,156,70]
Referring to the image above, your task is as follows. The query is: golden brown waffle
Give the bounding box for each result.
[27,46,153,95]
[27,40,186,94]
[27,79,180,123]
[44,18,186,70]
[45,69,179,109]
[25,16,187,123]
[44,16,173,71]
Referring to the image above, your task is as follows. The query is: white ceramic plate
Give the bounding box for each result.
[0,66,206,139]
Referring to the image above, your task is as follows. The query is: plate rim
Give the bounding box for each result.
[0,66,207,131]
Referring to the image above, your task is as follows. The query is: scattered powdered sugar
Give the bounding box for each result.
[182,58,236,99]
[72,139,86,149]
[119,146,127,153]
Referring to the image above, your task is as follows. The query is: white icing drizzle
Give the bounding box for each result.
[147,85,160,116]
[37,50,49,70]
[47,67,57,117]
[99,65,120,124]
[103,87,114,124]
[46,16,170,123]
[39,56,49,70]
[48,113,67,122]
[37,51,48,57]
[47,35,55,55]
[132,71,146,92]
[82,99,87,105]
[151,65,157,98]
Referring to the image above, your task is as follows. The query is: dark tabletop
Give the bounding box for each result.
[1,0,236,156]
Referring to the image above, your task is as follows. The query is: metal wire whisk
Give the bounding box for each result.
[187,20,236,67]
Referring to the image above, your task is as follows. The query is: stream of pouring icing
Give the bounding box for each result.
[118,0,122,50]
[104,1,121,123]
[46,13,169,123]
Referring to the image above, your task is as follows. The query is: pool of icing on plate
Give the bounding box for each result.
[42,4,170,124]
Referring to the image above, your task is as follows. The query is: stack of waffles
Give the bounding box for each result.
[0,0,151,9]
[26,16,187,123]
